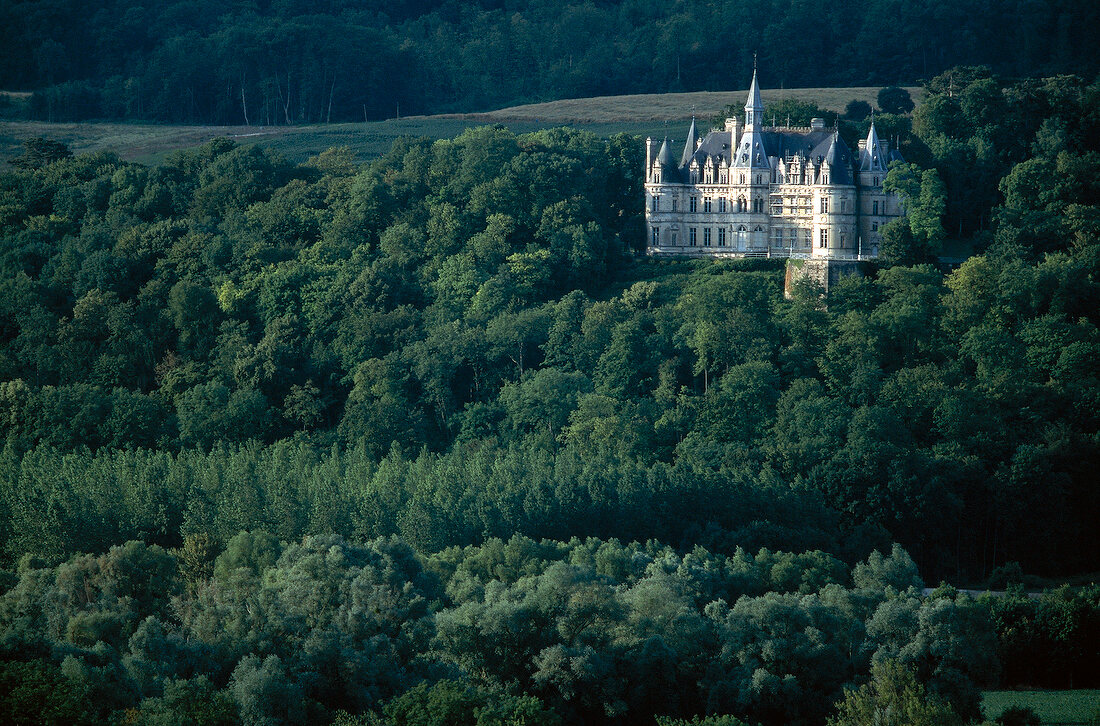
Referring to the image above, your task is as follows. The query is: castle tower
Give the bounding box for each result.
[813,132,857,258]
[857,118,894,256]
[680,117,699,169]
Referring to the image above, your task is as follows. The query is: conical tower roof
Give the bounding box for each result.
[655,136,679,181]
[656,137,675,167]
[824,132,853,185]
[744,67,764,127]
[860,120,887,171]
[681,117,699,168]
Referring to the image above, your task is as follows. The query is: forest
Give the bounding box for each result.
[1,0,1099,123]
[1,66,1099,723]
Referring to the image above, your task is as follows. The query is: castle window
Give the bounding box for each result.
[719,170,728,184]
[654,170,660,183]
[873,176,880,186]
[872,221,879,232]
[820,228,829,248]
[755,175,761,184]
[690,196,698,213]
[671,231,678,245]
[737,196,746,213]
[804,229,812,246]
[718,228,726,246]
[704,228,711,246]
[873,200,879,215]
[821,197,829,213]
[689,228,697,246]
[691,170,699,184]
[704,197,712,213]
[739,173,745,184]
[823,174,829,184]
[652,227,660,245]
[651,195,659,212]
[672,198,678,211]
[753,198,763,213]
[719,197,726,213]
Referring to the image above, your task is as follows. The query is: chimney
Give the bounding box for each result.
[811,118,825,130]
[645,137,654,181]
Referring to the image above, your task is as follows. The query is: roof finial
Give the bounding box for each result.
[753,51,757,72]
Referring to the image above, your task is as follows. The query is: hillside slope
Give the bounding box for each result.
[1,86,919,165]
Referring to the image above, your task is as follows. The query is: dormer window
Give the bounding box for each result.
[690,170,699,184]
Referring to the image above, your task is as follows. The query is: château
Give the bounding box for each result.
[644,67,904,263]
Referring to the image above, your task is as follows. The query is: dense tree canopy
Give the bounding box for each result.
[1,66,1100,724]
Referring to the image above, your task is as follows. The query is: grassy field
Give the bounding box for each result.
[983,690,1100,725]
[1,86,920,166]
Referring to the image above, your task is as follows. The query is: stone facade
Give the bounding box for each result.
[644,68,904,261]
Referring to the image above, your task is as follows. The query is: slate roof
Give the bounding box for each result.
[681,118,699,168]
[860,121,888,171]
[679,127,854,180]
[656,137,680,181]
[824,133,854,185]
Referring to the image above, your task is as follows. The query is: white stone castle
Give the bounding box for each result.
[644,67,904,261]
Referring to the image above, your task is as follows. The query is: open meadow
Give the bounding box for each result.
[983,691,1100,726]
[1,86,919,166]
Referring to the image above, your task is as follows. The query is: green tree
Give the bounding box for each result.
[877,87,915,115]
[827,659,963,726]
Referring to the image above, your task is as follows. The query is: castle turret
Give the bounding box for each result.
[733,67,771,175]
[654,137,677,184]
[744,66,763,129]
[859,119,888,173]
[681,117,699,168]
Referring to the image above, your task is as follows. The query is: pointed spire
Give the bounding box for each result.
[745,63,763,128]
[681,117,699,168]
[860,117,887,171]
